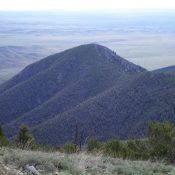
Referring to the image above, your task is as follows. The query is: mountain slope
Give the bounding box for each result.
[0,44,145,132]
[31,72,175,145]
[153,65,175,74]
[2,44,175,146]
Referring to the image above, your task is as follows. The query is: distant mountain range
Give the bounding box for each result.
[0,44,175,146]
[0,46,57,85]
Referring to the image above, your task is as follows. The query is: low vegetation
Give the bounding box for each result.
[1,148,175,175]
[2,122,175,162]
[86,122,175,163]
[1,121,175,174]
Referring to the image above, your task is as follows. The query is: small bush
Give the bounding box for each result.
[0,125,9,146]
[87,138,101,152]
[104,139,124,158]
[126,139,149,160]
[61,143,78,154]
[148,122,175,162]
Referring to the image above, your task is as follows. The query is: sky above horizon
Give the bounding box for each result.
[0,0,175,11]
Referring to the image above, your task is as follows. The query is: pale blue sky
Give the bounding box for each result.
[0,0,175,11]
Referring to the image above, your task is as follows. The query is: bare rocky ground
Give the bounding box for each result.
[0,147,175,175]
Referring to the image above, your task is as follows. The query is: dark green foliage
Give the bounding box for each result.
[15,124,36,149]
[81,137,144,160]
[61,143,78,154]
[96,122,175,162]
[87,138,101,152]
[126,139,149,160]
[0,125,8,146]
[104,140,124,158]
[85,122,175,162]
[148,122,175,162]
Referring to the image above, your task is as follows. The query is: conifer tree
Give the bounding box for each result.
[16,124,35,149]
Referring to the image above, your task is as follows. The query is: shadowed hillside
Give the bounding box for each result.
[30,72,175,145]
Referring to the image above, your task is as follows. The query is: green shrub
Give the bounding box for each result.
[148,122,175,162]
[126,139,149,160]
[87,138,101,152]
[0,125,9,146]
[61,143,78,154]
[104,139,124,158]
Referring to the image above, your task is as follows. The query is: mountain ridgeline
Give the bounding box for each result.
[153,65,175,74]
[0,44,175,146]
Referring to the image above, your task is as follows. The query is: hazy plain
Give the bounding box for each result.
[0,11,175,83]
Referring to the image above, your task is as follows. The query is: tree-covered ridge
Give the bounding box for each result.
[32,71,175,145]
[0,44,146,143]
[0,44,175,146]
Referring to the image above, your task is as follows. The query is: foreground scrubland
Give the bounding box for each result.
[0,147,175,175]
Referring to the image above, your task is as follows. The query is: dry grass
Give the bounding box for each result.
[0,147,175,175]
